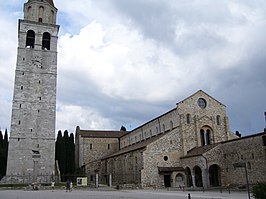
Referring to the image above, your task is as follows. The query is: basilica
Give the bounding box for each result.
[75,90,266,189]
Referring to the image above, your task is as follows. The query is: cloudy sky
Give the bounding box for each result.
[0,0,266,136]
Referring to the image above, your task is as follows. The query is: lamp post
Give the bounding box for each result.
[233,162,250,199]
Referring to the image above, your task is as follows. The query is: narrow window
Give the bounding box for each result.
[206,129,211,145]
[39,97,41,100]
[42,32,51,50]
[186,114,191,124]
[39,80,41,84]
[30,129,33,132]
[19,104,22,108]
[18,120,21,125]
[26,30,35,48]
[18,138,20,141]
[170,140,172,144]
[89,144,92,149]
[216,115,220,125]
[107,144,110,149]
[38,6,44,23]
[50,10,55,23]
[170,121,173,130]
[21,86,23,90]
[252,153,254,159]
[200,129,205,146]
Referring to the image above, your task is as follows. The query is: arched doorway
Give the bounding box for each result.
[175,173,185,187]
[185,167,193,187]
[209,164,221,187]
[194,166,203,187]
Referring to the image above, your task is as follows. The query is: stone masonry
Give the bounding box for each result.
[4,0,59,183]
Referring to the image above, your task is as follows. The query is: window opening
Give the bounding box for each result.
[200,129,205,146]
[42,32,51,50]
[163,156,168,161]
[216,115,220,125]
[206,129,211,145]
[186,114,191,124]
[26,30,35,48]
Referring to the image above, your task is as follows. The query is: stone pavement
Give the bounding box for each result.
[0,189,254,199]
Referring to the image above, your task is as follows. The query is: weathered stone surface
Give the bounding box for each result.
[4,0,59,183]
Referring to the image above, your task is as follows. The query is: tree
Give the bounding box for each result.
[0,129,9,178]
[55,130,75,181]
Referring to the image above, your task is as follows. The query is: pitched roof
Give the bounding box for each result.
[101,131,168,160]
[176,90,225,107]
[181,143,219,158]
[78,130,127,138]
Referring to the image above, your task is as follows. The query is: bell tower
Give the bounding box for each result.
[6,0,59,182]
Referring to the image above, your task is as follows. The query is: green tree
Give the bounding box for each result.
[55,130,75,181]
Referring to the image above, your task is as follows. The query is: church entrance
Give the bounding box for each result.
[164,175,171,187]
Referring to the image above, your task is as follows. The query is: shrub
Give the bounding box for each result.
[252,182,266,199]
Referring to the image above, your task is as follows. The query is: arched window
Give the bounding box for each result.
[26,30,35,48]
[50,10,55,23]
[162,124,165,133]
[200,129,205,146]
[216,115,220,125]
[38,6,44,22]
[186,114,191,124]
[206,129,211,145]
[42,32,51,50]
[170,121,173,130]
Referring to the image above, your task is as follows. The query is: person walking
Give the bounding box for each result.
[51,181,55,192]
[66,179,70,192]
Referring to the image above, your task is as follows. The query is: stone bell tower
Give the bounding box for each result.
[6,0,59,182]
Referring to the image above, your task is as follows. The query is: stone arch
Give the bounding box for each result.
[193,165,203,187]
[26,30,35,48]
[209,164,221,187]
[175,173,185,187]
[185,167,193,187]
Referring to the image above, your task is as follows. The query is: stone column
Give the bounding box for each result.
[192,175,196,187]
[202,168,209,188]
[32,153,41,183]
[95,173,99,188]
[109,173,112,187]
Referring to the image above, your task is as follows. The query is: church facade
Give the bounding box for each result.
[76,90,266,189]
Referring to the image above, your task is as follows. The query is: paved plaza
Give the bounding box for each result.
[0,189,254,199]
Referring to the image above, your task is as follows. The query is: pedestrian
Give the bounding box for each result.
[51,181,55,192]
[66,179,70,192]
[70,181,73,192]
